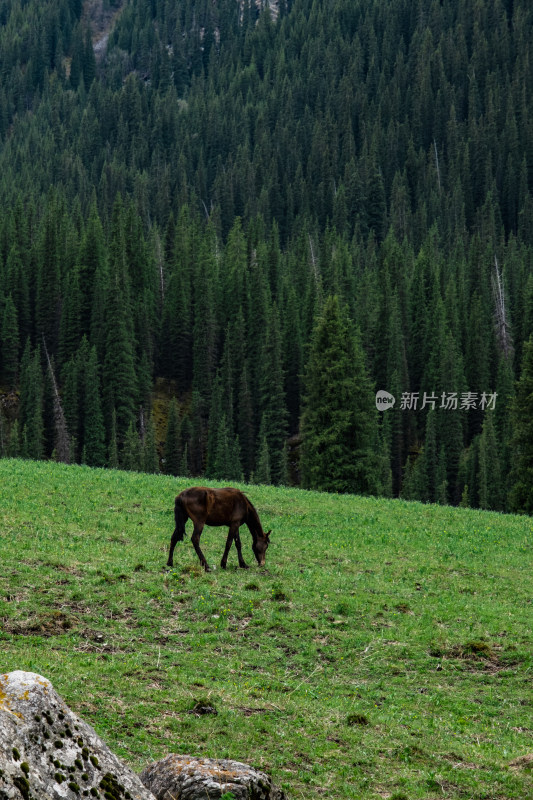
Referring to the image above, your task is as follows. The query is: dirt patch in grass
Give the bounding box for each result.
[236,706,273,716]
[44,562,83,576]
[440,752,480,770]
[3,611,75,636]
[509,753,533,771]
[429,640,511,671]
[73,629,128,654]
[393,603,412,614]
[187,699,218,716]
[347,713,370,726]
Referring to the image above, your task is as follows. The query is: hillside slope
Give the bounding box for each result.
[0,0,533,509]
[0,459,531,799]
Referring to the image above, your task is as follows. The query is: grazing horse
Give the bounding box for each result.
[167,487,271,572]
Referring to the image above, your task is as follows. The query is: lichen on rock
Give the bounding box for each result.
[140,753,285,800]
[0,672,155,800]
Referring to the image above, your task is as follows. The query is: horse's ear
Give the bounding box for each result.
[266,529,272,538]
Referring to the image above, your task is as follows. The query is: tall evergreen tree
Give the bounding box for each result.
[300,295,380,495]
[1,295,19,388]
[509,336,533,513]
[102,197,138,443]
[164,397,181,476]
[108,409,119,469]
[258,303,287,484]
[255,423,271,485]
[478,411,502,510]
[122,421,142,471]
[22,346,44,460]
[143,413,160,474]
[83,346,106,467]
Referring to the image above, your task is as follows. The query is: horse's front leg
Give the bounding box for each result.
[234,527,249,569]
[191,523,210,572]
[220,525,235,569]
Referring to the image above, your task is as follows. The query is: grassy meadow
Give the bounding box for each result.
[0,458,532,799]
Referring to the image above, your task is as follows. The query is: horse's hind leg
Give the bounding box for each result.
[221,524,238,570]
[191,523,210,572]
[234,527,249,569]
[167,530,181,567]
[167,499,188,567]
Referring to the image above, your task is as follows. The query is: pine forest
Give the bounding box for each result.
[1,0,533,513]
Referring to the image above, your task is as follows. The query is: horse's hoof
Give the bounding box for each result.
[240,563,249,569]
[220,562,227,570]
[166,562,173,568]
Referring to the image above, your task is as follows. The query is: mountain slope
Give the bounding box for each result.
[0,458,532,799]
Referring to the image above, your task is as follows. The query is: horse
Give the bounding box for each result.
[167,486,271,572]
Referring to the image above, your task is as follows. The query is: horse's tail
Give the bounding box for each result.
[174,495,187,541]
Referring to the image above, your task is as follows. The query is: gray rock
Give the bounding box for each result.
[0,671,155,800]
[140,754,285,800]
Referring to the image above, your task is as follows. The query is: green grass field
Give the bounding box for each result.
[0,459,532,799]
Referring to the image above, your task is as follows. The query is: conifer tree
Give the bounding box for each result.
[83,27,96,87]
[424,409,438,503]
[192,227,218,406]
[61,356,79,461]
[4,243,30,348]
[108,409,119,469]
[142,414,160,474]
[300,295,380,495]
[36,198,62,358]
[23,346,44,460]
[258,303,287,484]
[58,268,82,368]
[189,390,207,476]
[436,444,448,505]
[509,336,533,513]
[164,397,181,476]
[283,283,303,434]
[122,421,142,471]
[255,425,271,485]
[70,24,84,88]
[179,444,190,478]
[478,412,501,510]
[83,346,106,467]
[102,197,138,443]
[213,414,232,481]
[81,199,107,340]
[7,419,19,458]
[0,411,6,457]
[237,360,255,481]
[1,295,19,388]
[205,373,223,479]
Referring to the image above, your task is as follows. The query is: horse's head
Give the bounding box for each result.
[253,530,271,566]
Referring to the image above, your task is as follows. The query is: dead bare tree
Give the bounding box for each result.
[433,140,442,193]
[492,254,513,361]
[42,337,71,464]
[308,234,322,300]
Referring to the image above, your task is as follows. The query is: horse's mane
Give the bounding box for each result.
[244,494,263,536]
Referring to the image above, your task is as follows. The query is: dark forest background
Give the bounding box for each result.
[1,0,533,512]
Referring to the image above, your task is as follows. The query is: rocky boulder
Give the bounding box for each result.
[0,671,155,800]
[140,754,285,800]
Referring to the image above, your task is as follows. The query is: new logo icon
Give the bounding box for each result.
[375,390,396,411]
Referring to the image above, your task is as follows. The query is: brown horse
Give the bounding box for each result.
[167,487,271,572]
